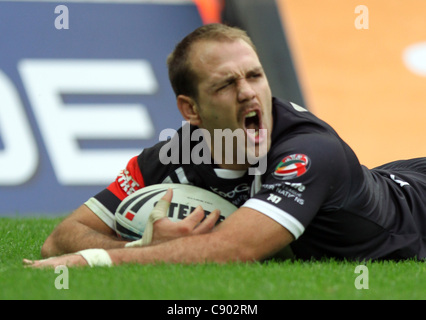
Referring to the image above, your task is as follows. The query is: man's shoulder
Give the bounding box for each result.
[272,97,309,113]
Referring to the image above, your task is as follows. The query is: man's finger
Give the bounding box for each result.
[181,205,206,227]
[180,207,221,233]
[22,259,34,266]
[192,209,221,235]
[22,257,53,268]
[150,188,173,223]
[160,187,173,203]
[142,188,173,245]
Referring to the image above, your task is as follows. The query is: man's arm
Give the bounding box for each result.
[40,190,220,259]
[111,207,293,265]
[40,204,127,258]
[33,206,293,266]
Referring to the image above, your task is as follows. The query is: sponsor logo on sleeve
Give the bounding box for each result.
[273,154,310,181]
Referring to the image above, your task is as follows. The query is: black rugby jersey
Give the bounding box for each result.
[244,98,426,260]
[86,98,426,261]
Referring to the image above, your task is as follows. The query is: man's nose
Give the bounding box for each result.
[237,80,256,102]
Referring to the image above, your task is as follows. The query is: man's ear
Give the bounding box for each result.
[177,95,201,126]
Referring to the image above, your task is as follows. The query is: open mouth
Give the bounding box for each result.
[244,110,261,138]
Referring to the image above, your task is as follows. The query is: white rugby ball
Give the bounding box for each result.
[115,183,237,240]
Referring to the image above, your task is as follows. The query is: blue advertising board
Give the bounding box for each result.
[0,1,202,215]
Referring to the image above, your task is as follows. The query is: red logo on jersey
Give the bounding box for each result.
[117,169,141,196]
[273,154,310,180]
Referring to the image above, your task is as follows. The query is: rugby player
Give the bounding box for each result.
[24,24,426,268]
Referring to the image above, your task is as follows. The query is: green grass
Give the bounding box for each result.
[1,217,425,300]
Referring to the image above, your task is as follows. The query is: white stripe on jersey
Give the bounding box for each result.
[175,167,190,184]
[85,197,115,230]
[242,198,305,239]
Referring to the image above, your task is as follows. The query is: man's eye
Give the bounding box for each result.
[218,82,231,91]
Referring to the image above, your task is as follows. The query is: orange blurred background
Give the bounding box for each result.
[278,0,426,168]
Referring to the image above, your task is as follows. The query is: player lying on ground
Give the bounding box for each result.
[24,24,426,268]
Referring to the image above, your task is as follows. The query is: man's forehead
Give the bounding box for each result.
[190,39,260,77]
[193,38,253,54]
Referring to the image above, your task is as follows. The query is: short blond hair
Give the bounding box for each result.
[167,24,257,99]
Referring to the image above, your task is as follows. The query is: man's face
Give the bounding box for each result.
[189,39,273,170]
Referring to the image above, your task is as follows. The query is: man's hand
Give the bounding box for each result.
[23,248,115,268]
[126,188,221,247]
[23,254,88,268]
[151,205,220,245]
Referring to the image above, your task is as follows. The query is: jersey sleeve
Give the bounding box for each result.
[242,133,349,239]
[84,155,145,229]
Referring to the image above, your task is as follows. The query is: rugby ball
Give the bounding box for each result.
[115,183,237,240]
